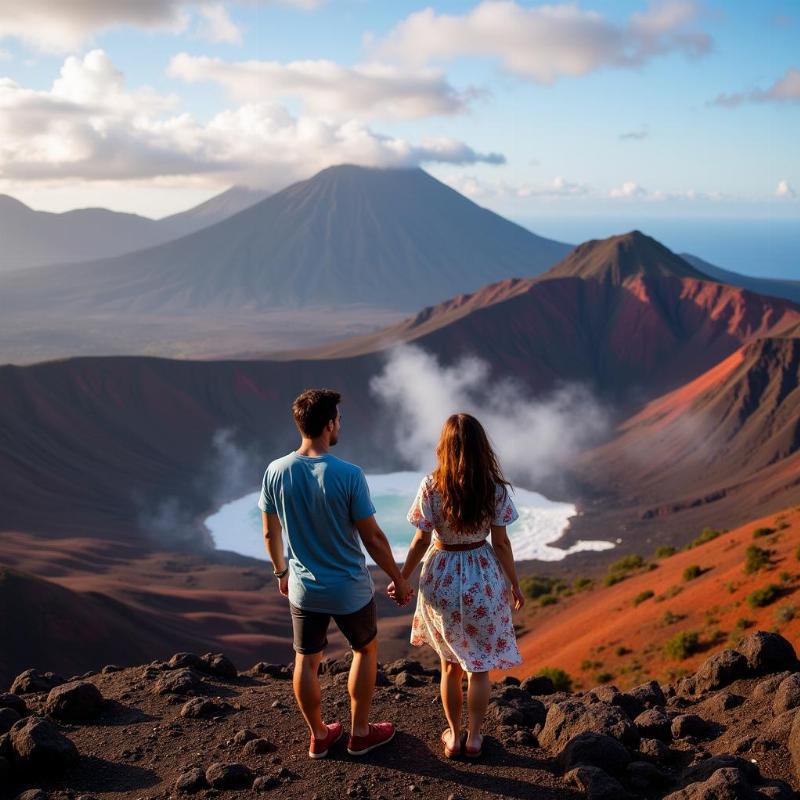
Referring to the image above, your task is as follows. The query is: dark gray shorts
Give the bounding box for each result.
[289,598,377,654]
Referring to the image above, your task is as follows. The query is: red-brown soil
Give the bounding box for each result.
[509,505,800,690]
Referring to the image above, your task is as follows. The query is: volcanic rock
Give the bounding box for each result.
[557,731,631,774]
[201,652,237,679]
[521,675,556,695]
[694,649,750,693]
[773,673,800,715]
[671,714,709,739]
[634,707,672,741]
[10,670,64,695]
[45,681,103,721]
[384,659,425,677]
[0,693,27,716]
[0,708,21,734]
[9,716,79,772]
[626,680,666,714]
[154,668,203,696]
[639,737,674,762]
[626,760,672,792]
[205,761,253,789]
[663,767,757,800]
[736,632,797,676]
[232,728,257,746]
[180,697,227,719]
[175,767,208,793]
[394,671,424,688]
[168,653,206,671]
[564,764,633,800]
[539,700,639,751]
[753,672,792,700]
[242,738,277,755]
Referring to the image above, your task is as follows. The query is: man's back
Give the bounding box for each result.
[259,452,375,614]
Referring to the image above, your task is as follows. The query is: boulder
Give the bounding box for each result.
[394,671,424,688]
[201,653,237,680]
[249,662,292,679]
[10,670,64,695]
[736,632,797,676]
[0,708,21,735]
[487,702,524,727]
[154,668,203,696]
[101,665,123,674]
[626,760,672,792]
[175,767,208,793]
[662,767,758,800]
[634,708,672,741]
[763,709,796,745]
[180,698,227,719]
[14,791,47,800]
[9,716,79,773]
[756,779,795,800]
[383,659,425,677]
[624,680,666,715]
[788,709,800,778]
[232,728,258,746]
[253,775,281,792]
[772,673,800,715]
[557,732,631,774]
[564,765,633,800]
[671,714,709,740]
[45,681,103,721]
[0,694,27,716]
[639,737,674,762]
[753,672,791,700]
[701,692,744,714]
[539,700,638,751]
[682,755,760,785]
[521,675,555,696]
[168,653,206,671]
[242,738,276,755]
[694,649,749,693]
[205,762,253,789]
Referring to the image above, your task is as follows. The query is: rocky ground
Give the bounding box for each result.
[1,632,800,800]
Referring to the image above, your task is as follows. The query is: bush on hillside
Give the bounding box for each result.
[744,545,770,574]
[633,590,655,606]
[573,576,593,591]
[775,604,796,624]
[683,565,702,581]
[655,546,677,559]
[609,554,645,574]
[747,584,781,609]
[691,527,720,547]
[537,667,572,692]
[663,630,700,660]
[519,575,558,599]
[752,526,775,539]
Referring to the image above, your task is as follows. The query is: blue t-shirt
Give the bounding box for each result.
[258,452,376,615]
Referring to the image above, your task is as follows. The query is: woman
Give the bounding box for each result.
[391,413,524,759]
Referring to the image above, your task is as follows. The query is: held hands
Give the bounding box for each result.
[510,582,525,611]
[387,576,414,607]
[278,574,289,598]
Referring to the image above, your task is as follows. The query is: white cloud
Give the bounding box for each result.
[776,180,797,199]
[0,50,502,187]
[0,0,322,52]
[373,0,710,85]
[443,174,589,200]
[517,175,589,197]
[712,66,800,107]
[196,3,242,45]
[168,53,476,119]
[609,180,649,199]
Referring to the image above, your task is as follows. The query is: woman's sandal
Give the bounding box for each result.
[463,734,484,759]
[441,729,464,759]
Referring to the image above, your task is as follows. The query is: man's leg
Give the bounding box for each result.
[293,649,328,740]
[348,636,377,738]
[440,658,464,749]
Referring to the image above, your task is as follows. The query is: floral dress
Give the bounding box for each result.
[406,475,523,672]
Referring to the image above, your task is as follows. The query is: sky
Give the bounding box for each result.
[0,0,797,228]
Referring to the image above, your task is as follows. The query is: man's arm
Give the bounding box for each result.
[354,515,413,605]
[262,511,289,597]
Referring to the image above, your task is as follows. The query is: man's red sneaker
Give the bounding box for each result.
[309,721,343,759]
[347,722,396,756]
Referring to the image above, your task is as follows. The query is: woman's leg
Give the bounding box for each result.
[466,670,490,751]
[440,658,464,748]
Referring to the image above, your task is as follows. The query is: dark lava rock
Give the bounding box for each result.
[557,732,631,774]
[0,755,9,781]
[253,775,281,792]
[639,737,674,762]
[168,653,206,671]
[232,728,258,746]
[202,653,237,680]
[10,670,64,695]
[384,658,425,677]
[496,686,527,703]
[513,698,546,727]
[502,676,521,686]
[626,760,672,791]
[250,662,292,679]
[788,710,800,778]
[154,668,203,696]
[663,767,758,800]
[175,767,208,793]
[0,693,27,716]
[205,761,253,789]
[682,755,760,785]
[180,697,227,719]
[671,714,709,739]
[0,732,12,759]
[585,685,623,707]
[753,672,791,700]
[487,702,524,727]
[0,708,21,734]
[394,671,424,688]
[9,716,79,773]
[634,707,672,741]
[702,692,744,714]
[627,680,666,712]
[564,765,633,800]
[14,791,47,800]
[319,657,351,676]
[772,672,800,715]
[242,738,277,755]
[521,675,556,696]
[45,681,103,721]
[540,700,638,751]
[736,631,797,676]
[763,709,796,744]
[757,778,795,800]
[694,649,749,693]
[101,665,122,674]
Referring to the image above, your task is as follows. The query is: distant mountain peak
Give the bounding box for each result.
[542,229,711,284]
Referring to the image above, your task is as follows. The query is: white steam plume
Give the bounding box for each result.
[370,345,609,487]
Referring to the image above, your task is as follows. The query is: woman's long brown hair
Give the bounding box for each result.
[431,413,510,534]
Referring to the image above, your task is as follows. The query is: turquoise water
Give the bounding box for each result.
[206,471,614,564]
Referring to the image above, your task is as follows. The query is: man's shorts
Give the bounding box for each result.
[289,598,377,654]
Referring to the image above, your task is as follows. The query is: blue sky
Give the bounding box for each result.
[0,0,797,228]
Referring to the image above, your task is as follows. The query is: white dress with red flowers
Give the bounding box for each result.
[406,475,523,672]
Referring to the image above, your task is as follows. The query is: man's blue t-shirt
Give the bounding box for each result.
[258,452,376,615]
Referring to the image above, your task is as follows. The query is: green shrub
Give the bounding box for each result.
[595,672,614,684]
[780,571,792,583]
[633,590,655,606]
[615,646,631,657]
[683,565,702,581]
[744,545,770,574]
[655,585,684,602]
[539,594,558,607]
[776,520,790,530]
[691,527,720,547]
[609,554,645,574]
[775,604,796,624]
[747,584,781,609]
[663,630,700,660]
[573,576,593,591]
[537,667,573,693]
[655,546,677,559]
[661,610,686,626]
[604,573,625,587]
[752,526,775,539]
[519,575,558,599]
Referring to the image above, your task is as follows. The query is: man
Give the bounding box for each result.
[259,388,413,759]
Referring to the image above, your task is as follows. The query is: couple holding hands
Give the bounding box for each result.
[260,389,524,761]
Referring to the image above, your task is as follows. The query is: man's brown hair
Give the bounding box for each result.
[292,389,341,438]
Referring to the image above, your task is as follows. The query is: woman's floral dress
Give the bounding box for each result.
[406,475,523,672]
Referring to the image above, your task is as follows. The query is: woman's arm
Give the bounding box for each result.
[401,528,432,580]
[490,524,524,610]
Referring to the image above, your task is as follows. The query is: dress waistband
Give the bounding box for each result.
[433,538,487,552]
